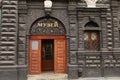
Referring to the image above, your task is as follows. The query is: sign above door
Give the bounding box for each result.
[30,17,66,35]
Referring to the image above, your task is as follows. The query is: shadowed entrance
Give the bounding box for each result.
[42,39,54,71]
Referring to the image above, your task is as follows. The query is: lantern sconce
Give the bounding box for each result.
[44,0,52,15]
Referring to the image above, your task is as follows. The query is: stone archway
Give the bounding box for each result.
[29,16,67,74]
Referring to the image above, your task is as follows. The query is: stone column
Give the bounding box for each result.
[111,0,120,51]
[68,1,79,79]
[106,8,113,51]
[17,1,28,80]
[100,9,108,51]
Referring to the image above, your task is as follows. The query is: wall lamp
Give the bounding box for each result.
[44,0,52,15]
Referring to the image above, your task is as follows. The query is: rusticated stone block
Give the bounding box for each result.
[0,61,15,65]
[70,37,76,44]
[0,46,7,51]
[8,37,15,41]
[70,44,77,50]
[83,68,102,77]
[0,56,7,60]
[8,46,16,51]
[19,37,25,44]
[1,51,15,55]
[9,28,15,32]
[68,65,79,79]
[70,51,77,64]
[2,9,10,14]
[18,52,25,58]
[10,10,17,14]
[2,14,16,18]
[2,5,17,9]
[1,37,8,41]
[1,28,9,32]
[2,23,16,27]
[1,41,15,46]
[18,58,25,65]
[70,24,77,36]
[10,1,17,5]
[2,1,10,5]
[2,9,17,14]
[7,56,15,60]
[18,44,25,51]
[19,24,26,30]
[1,32,16,36]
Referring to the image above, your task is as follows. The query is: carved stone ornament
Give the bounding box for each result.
[84,0,98,7]
[30,17,66,35]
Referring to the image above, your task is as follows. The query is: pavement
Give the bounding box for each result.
[27,72,120,80]
[73,77,120,80]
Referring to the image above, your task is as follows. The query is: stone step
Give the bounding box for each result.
[27,72,68,80]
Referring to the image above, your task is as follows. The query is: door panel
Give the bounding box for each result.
[29,40,41,74]
[29,36,66,74]
[54,39,66,73]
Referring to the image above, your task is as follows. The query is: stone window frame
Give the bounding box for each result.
[84,21,100,51]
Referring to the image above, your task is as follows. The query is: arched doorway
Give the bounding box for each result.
[29,17,66,74]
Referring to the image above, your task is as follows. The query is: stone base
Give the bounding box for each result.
[0,68,18,80]
[104,68,120,77]
[18,67,27,80]
[83,68,102,77]
[68,65,79,79]
[0,67,27,80]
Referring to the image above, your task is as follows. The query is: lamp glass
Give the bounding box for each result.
[44,0,52,8]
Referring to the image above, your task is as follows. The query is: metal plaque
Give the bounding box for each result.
[32,41,38,50]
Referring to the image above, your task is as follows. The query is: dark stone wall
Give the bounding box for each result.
[0,0,120,80]
[0,0,20,80]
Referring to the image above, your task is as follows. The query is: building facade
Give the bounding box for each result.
[0,0,120,80]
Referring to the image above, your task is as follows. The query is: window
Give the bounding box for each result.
[84,31,99,51]
[84,21,100,51]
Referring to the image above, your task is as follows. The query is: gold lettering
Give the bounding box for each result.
[37,21,59,28]
[50,23,53,27]
[43,23,46,27]
[47,23,51,27]
[38,23,43,27]
[54,22,58,27]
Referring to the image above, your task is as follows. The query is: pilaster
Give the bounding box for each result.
[0,0,18,80]
[68,1,79,79]
[106,8,113,51]
[111,0,120,51]
[100,9,107,51]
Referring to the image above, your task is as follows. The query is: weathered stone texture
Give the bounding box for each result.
[0,0,18,65]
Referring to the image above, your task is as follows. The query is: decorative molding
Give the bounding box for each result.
[84,0,98,7]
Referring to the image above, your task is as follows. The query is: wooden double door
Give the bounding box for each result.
[29,36,66,74]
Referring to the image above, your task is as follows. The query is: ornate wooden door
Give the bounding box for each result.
[54,39,66,73]
[29,40,41,74]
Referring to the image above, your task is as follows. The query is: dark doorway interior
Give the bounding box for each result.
[41,39,54,71]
